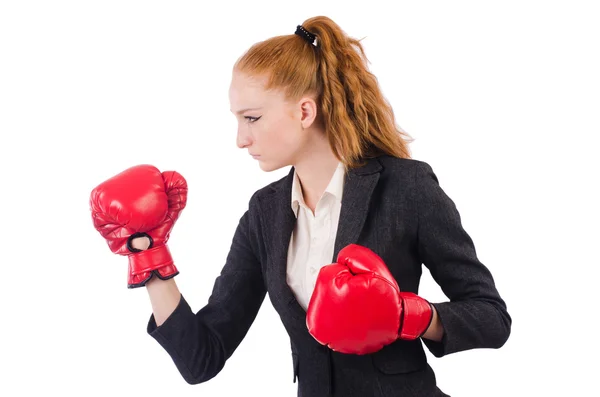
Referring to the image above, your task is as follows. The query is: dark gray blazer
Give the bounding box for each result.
[146,155,511,397]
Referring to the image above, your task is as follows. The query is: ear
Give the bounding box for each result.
[298,96,318,129]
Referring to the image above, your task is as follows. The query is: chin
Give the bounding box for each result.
[258,159,288,173]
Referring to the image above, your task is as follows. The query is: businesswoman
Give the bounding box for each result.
[90,15,511,397]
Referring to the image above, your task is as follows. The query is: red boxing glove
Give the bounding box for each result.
[306,244,433,355]
[90,165,188,288]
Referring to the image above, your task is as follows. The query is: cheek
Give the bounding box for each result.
[259,120,286,146]
[272,118,302,148]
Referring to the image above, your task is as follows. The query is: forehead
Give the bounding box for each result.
[229,71,285,111]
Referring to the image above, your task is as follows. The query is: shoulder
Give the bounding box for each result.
[374,155,437,183]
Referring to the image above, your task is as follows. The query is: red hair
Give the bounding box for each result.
[234,16,413,169]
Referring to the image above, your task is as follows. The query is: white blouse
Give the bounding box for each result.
[286,162,346,310]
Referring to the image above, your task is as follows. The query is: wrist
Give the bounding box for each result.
[421,304,444,342]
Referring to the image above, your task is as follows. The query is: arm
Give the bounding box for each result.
[145,210,267,384]
[146,277,181,326]
[415,161,511,356]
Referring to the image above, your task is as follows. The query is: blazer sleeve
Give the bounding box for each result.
[145,208,266,384]
[414,161,511,357]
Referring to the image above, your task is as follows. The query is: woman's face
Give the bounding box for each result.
[229,70,312,172]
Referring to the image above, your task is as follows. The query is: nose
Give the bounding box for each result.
[236,125,252,149]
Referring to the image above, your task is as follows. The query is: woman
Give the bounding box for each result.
[90,16,511,397]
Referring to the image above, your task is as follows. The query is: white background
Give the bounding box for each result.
[1,1,599,396]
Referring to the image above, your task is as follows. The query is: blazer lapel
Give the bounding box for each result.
[260,168,307,320]
[332,158,382,261]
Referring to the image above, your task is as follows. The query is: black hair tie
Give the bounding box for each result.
[295,25,317,46]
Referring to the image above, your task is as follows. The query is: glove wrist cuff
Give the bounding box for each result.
[398,292,433,340]
[128,245,179,288]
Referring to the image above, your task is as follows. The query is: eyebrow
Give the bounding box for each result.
[231,107,262,115]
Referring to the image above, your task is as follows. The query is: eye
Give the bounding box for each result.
[244,116,261,123]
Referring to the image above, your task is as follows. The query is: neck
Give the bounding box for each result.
[292,132,340,206]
